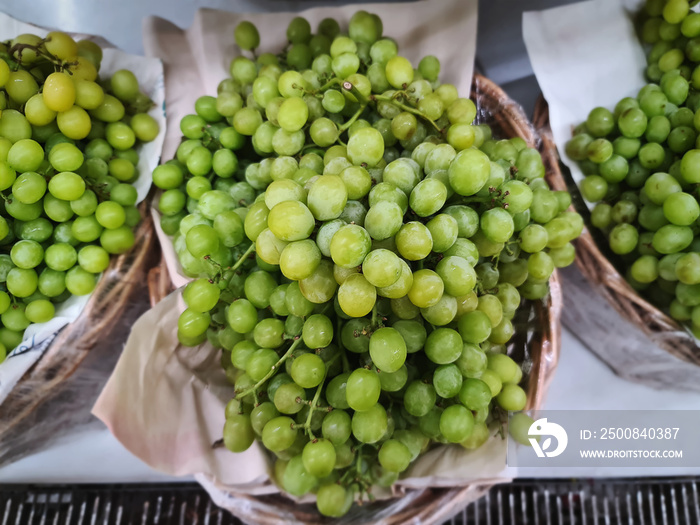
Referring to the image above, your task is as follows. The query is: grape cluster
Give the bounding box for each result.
[0,32,159,363]
[155,12,582,517]
[567,0,700,338]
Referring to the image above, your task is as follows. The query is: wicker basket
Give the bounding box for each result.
[144,74,562,525]
[533,96,700,390]
[0,202,160,462]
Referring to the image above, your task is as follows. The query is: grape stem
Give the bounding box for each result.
[229,243,256,273]
[235,337,302,400]
[338,104,367,133]
[342,81,370,105]
[372,94,442,133]
[314,77,343,94]
[371,305,380,328]
[303,352,341,439]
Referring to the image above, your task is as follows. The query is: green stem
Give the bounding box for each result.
[342,81,369,105]
[236,338,302,399]
[338,103,367,132]
[304,352,341,439]
[305,386,323,440]
[372,94,442,133]
[371,304,379,328]
[314,77,343,94]
[229,243,256,273]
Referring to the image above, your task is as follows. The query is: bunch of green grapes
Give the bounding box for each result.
[154,11,582,517]
[567,0,700,338]
[0,31,160,363]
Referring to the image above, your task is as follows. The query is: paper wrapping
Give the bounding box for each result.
[523,0,700,387]
[0,11,166,406]
[522,0,646,201]
[93,0,520,510]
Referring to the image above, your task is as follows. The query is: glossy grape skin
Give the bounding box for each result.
[338,273,376,317]
[345,368,381,412]
[449,149,490,196]
[351,403,388,443]
[369,327,407,373]
[396,222,433,261]
[267,201,315,241]
[223,414,256,452]
[330,224,371,268]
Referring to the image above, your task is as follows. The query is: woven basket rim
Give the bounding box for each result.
[0,201,159,438]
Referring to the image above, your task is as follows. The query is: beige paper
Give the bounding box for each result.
[94,0,514,508]
[94,290,509,493]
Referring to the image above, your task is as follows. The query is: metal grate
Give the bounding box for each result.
[1,478,699,524]
[0,484,237,525]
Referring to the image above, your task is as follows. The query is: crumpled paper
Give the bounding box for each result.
[522,0,646,200]
[0,11,166,406]
[93,0,518,508]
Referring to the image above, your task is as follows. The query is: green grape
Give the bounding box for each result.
[316,483,352,518]
[440,405,474,443]
[404,381,436,417]
[223,414,255,453]
[351,403,387,443]
[458,378,492,410]
[449,148,490,196]
[330,224,371,268]
[291,352,325,388]
[458,310,492,344]
[652,224,693,253]
[347,127,384,168]
[424,328,462,364]
[586,107,615,137]
[364,201,404,241]
[433,364,463,399]
[307,175,348,220]
[302,438,336,478]
[663,191,699,225]
[409,178,447,217]
[362,249,401,287]
[274,382,306,414]
[496,384,527,411]
[395,221,433,261]
[346,368,381,411]
[369,327,406,373]
[262,416,298,452]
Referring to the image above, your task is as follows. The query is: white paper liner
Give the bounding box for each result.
[0,12,166,405]
[522,0,646,203]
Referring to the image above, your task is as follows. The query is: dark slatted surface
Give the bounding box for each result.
[1,478,699,524]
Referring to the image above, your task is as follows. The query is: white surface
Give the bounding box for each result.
[0,427,183,483]
[3,327,700,483]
